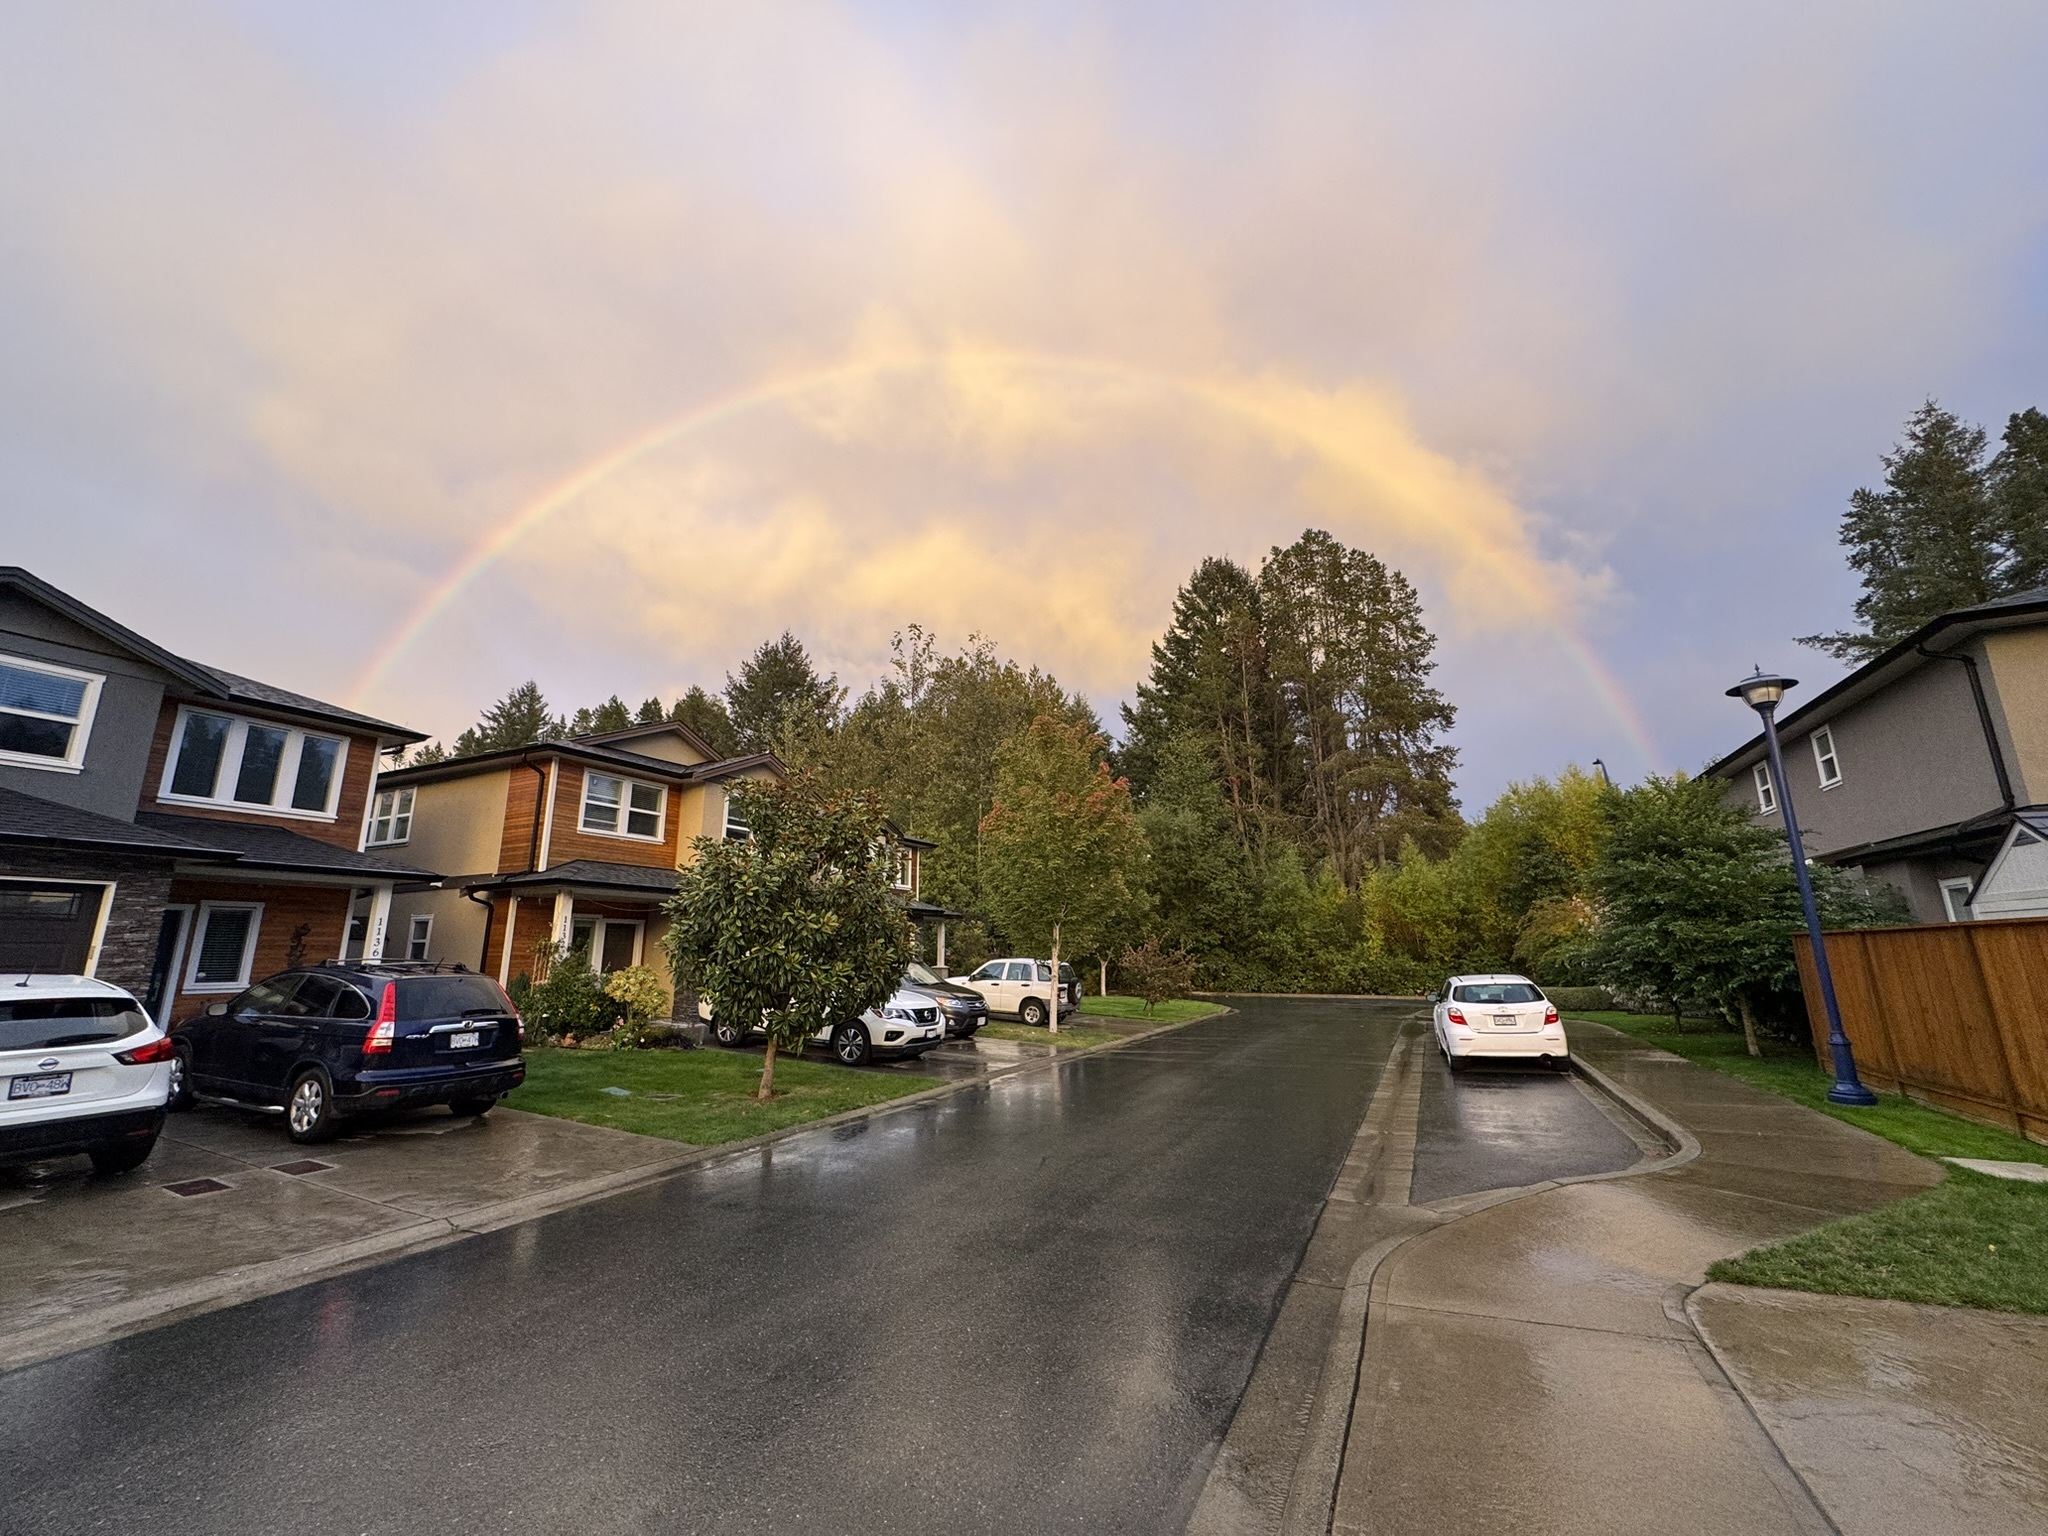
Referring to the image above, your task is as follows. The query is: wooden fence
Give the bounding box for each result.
[1794,916,2048,1145]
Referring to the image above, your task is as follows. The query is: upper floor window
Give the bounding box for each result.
[0,654,102,772]
[1811,725,1842,788]
[891,845,915,892]
[405,913,433,961]
[160,707,346,818]
[724,791,750,841]
[1752,762,1776,814]
[581,772,663,840]
[367,786,415,845]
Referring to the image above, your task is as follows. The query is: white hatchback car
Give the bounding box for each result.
[0,975,175,1174]
[701,987,946,1065]
[1431,974,1569,1071]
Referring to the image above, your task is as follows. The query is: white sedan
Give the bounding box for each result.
[1430,974,1570,1071]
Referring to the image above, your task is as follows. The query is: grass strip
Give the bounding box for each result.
[508,1045,932,1145]
[979,1022,1124,1049]
[1569,1010,2048,1313]
[1071,996,1228,1023]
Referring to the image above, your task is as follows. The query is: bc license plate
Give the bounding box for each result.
[448,1031,480,1050]
[1494,1014,1516,1028]
[8,1071,73,1100]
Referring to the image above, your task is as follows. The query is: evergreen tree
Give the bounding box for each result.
[1137,733,1257,975]
[1801,402,2005,660]
[406,740,448,767]
[670,685,739,758]
[725,633,844,757]
[635,697,666,725]
[1258,530,1459,882]
[451,681,564,757]
[1992,407,2048,593]
[567,695,634,737]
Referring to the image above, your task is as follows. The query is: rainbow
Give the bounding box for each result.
[347,347,1660,770]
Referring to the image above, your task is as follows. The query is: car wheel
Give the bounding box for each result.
[712,1017,745,1048]
[166,1045,194,1111]
[286,1070,337,1144]
[831,1022,871,1066]
[448,1096,495,1118]
[1445,1051,1468,1075]
[1018,997,1049,1028]
[88,1135,158,1176]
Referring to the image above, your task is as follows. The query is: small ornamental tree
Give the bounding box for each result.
[662,774,912,1099]
[1119,937,1197,1014]
[979,716,1148,1032]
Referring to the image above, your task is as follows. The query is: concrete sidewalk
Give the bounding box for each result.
[1329,1022,2048,1535]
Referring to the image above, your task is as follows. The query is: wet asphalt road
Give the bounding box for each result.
[1408,1041,1645,1204]
[0,1000,1404,1536]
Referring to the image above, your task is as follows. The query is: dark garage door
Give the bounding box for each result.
[0,880,105,974]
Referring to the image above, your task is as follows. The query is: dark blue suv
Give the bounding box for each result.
[169,962,526,1144]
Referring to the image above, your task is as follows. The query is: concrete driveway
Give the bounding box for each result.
[0,1100,697,1369]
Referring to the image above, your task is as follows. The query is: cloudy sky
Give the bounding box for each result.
[4,2,2044,804]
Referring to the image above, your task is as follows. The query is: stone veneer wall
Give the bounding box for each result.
[0,847,175,999]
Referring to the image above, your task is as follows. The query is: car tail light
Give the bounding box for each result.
[366,983,397,1055]
[493,981,526,1043]
[1445,1006,1467,1026]
[115,1035,177,1065]
[1545,1004,1560,1025]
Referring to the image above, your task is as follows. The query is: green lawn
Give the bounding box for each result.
[979,1022,1125,1049]
[1568,1010,2048,1313]
[1074,995,1229,1023]
[508,1045,934,1145]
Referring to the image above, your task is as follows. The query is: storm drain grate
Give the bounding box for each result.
[269,1159,334,1176]
[163,1178,230,1197]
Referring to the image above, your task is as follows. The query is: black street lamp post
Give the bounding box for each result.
[1727,668,1878,1107]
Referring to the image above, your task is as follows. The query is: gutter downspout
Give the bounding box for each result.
[1918,643,2017,811]
[465,886,496,974]
[523,751,547,872]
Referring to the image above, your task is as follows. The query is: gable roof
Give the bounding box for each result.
[378,740,784,789]
[572,718,721,762]
[0,567,422,743]
[1705,587,2048,781]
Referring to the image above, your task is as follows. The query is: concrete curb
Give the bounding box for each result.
[0,1007,1225,1376]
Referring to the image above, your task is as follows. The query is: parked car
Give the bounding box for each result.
[903,962,987,1038]
[1,975,173,1175]
[1429,973,1569,1071]
[169,962,527,1143]
[950,958,1081,1028]
[701,987,946,1065]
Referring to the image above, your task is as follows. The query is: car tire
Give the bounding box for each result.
[448,1096,495,1118]
[88,1136,158,1176]
[1018,998,1049,1028]
[166,1045,194,1112]
[831,1022,871,1067]
[286,1070,338,1144]
[711,1017,745,1049]
[1445,1051,1468,1075]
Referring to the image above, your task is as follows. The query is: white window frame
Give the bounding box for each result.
[890,845,915,892]
[0,652,104,774]
[158,706,349,821]
[724,790,750,841]
[366,785,415,846]
[1811,725,1843,789]
[578,771,666,842]
[183,902,264,993]
[1752,762,1777,814]
[1940,879,1975,923]
[405,912,433,961]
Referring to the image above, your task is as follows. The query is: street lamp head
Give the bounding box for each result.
[1727,668,1798,713]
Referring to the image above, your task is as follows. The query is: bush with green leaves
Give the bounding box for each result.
[510,943,619,1042]
[1118,936,1198,1014]
[602,964,672,1049]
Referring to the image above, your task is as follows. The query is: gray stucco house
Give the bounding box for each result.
[1707,588,2048,925]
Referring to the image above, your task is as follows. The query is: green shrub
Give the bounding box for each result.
[512,944,619,1042]
[1544,985,1615,1011]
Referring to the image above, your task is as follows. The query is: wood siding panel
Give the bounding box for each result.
[541,763,685,871]
[497,763,550,875]
[1798,918,2048,1143]
[161,879,352,1023]
[140,700,383,850]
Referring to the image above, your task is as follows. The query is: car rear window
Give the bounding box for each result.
[0,996,150,1052]
[392,975,512,1022]
[1453,983,1544,1005]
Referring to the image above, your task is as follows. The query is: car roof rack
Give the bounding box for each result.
[315,959,474,975]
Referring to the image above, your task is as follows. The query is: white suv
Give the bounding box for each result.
[702,987,946,1066]
[1,975,175,1174]
[950,958,1081,1028]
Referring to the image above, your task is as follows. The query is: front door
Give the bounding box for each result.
[598,920,642,974]
[144,906,193,1024]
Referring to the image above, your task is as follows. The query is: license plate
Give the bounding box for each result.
[448,1031,480,1050]
[1494,1014,1516,1028]
[8,1071,72,1100]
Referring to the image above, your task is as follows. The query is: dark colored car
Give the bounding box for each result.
[169,962,526,1144]
[902,962,987,1038]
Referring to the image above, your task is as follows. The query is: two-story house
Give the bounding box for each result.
[366,721,785,1014]
[1707,587,2048,924]
[0,568,436,1020]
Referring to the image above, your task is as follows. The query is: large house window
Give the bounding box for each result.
[367,786,415,845]
[0,654,102,772]
[1752,763,1776,814]
[1811,725,1842,789]
[186,903,262,991]
[160,708,347,818]
[724,791,750,841]
[581,772,663,840]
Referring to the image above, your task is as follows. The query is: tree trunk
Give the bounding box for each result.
[1049,922,1061,1035]
[1099,957,1108,998]
[757,1036,778,1099]
[1737,993,1762,1059]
